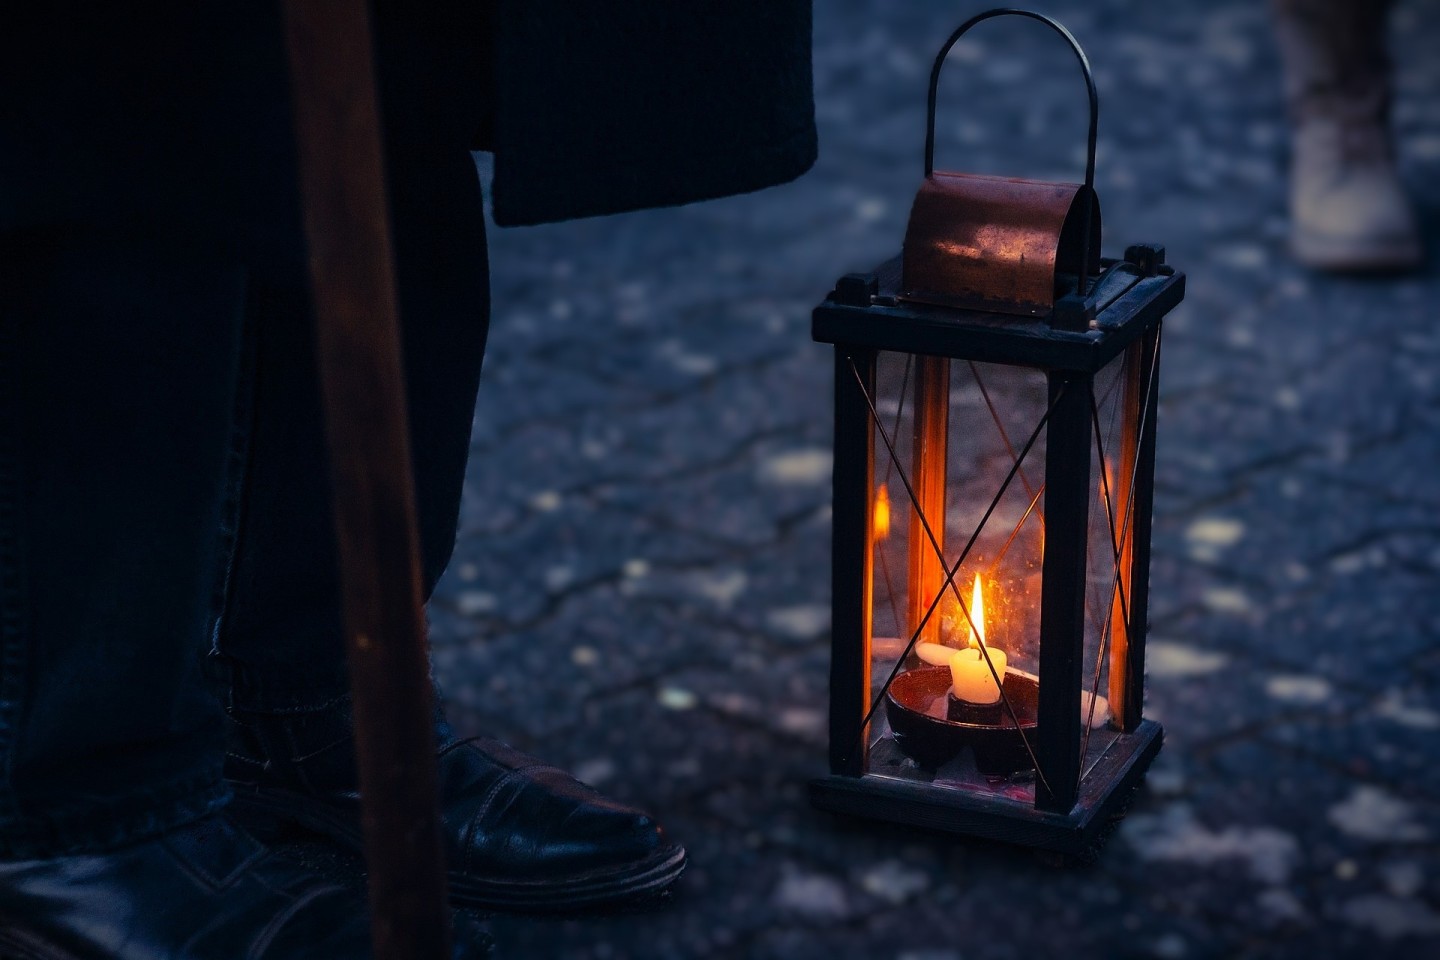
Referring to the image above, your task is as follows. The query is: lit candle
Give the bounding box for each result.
[949,647,1007,704]
[949,576,1007,704]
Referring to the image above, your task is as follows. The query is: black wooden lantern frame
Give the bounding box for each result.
[809,10,1185,854]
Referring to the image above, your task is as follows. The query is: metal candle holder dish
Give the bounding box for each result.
[884,666,1040,774]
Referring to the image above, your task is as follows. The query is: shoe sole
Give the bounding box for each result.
[1292,232,1423,273]
[230,787,688,914]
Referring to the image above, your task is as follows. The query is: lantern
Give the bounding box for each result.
[809,10,1185,854]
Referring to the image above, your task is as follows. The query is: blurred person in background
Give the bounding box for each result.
[1273,0,1423,271]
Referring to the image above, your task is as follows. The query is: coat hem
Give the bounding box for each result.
[490,124,818,228]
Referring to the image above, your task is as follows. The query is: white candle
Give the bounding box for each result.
[915,642,959,666]
[949,646,1007,704]
[948,574,1007,703]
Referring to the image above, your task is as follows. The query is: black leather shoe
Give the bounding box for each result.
[224,701,686,913]
[0,813,377,959]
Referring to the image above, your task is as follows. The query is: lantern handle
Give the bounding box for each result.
[924,8,1099,291]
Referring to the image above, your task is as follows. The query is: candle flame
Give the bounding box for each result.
[873,483,891,541]
[968,574,985,648]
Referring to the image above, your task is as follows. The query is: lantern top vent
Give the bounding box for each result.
[900,9,1101,326]
[814,247,1181,373]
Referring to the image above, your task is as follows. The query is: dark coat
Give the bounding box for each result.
[0,3,815,256]
[487,1,816,226]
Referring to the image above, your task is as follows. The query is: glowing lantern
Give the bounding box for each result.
[808,9,1183,853]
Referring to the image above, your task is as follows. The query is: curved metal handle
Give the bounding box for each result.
[923,9,1100,290]
[924,9,1098,183]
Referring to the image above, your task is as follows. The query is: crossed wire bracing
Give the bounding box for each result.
[857,343,1159,795]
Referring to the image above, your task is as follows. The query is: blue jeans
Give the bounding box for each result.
[0,7,491,858]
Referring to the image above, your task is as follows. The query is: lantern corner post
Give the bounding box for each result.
[1112,325,1163,733]
[829,344,877,778]
[1035,368,1092,814]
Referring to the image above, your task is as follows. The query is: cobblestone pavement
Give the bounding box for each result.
[429,1,1440,957]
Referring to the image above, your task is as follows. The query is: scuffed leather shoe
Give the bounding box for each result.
[0,813,376,960]
[225,701,686,913]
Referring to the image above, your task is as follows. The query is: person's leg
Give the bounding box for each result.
[221,136,686,912]
[1272,0,1421,270]
[0,8,496,953]
[210,0,494,709]
[216,9,687,912]
[0,232,383,959]
[208,143,491,711]
[0,233,241,855]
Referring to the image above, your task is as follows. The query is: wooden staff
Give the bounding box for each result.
[281,2,452,956]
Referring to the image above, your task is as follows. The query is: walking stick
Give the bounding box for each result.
[281,2,452,956]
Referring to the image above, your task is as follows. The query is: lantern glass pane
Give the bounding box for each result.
[863,351,1050,802]
[1079,341,1146,785]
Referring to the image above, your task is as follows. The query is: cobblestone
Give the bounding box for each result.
[430,1,1440,956]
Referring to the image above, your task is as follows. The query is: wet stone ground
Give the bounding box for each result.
[428,1,1440,957]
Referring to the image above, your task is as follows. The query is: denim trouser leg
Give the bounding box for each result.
[0,236,244,857]
[212,147,491,713]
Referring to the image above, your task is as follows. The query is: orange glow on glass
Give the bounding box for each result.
[873,483,891,541]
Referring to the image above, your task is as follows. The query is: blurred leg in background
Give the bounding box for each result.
[1272,0,1423,271]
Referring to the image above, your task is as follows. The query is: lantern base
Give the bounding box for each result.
[809,719,1162,856]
